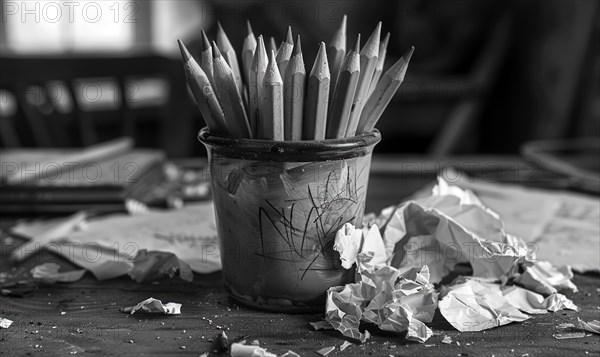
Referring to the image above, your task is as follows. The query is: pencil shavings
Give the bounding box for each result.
[229,343,276,357]
[553,332,586,340]
[576,318,600,334]
[0,318,13,329]
[31,263,86,284]
[120,297,181,315]
[441,335,452,344]
[315,346,336,356]
[339,341,354,351]
[128,250,193,283]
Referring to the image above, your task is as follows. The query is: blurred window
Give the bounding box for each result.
[2,0,135,53]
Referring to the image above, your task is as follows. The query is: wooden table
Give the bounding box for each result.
[1,156,599,356]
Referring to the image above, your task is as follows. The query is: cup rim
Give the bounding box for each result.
[198,127,381,161]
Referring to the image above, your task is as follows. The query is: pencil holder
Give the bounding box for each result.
[199,128,380,312]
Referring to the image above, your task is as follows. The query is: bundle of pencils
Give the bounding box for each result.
[178,16,414,141]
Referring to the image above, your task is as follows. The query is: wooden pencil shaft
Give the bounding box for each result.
[213,44,252,138]
[200,31,214,86]
[259,51,284,140]
[304,76,329,140]
[303,43,330,140]
[217,23,243,92]
[345,22,381,137]
[200,46,214,86]
[368,32,390,98]
[283,35,305,141]
[276,42,293,80]
[327,15,347,100]
[283,71,305,141]
[357,49,412,134]
[242,28,257,87]
[184,60,228,135]
[249,36,268,137]
[326,51,360,139]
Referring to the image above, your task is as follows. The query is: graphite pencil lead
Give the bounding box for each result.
[200,30,210,52]
[177,39,192,63]
[246,20,254,36]
[211,41,222,58]
[292,35,302,56]
[353,33,361,53]
[285,26,293,45]
[403,46,415,63]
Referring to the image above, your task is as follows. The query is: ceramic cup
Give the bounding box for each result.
[199,128,381,312]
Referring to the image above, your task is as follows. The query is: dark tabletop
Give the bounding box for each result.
[1,156,599,356]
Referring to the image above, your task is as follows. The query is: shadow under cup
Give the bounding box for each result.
[199,128,381,312]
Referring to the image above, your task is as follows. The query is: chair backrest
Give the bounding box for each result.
[0,54,196,157]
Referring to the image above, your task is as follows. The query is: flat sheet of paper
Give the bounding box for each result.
[62,203,220,274]
[448,172,599,272]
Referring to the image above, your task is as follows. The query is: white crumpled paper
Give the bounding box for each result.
[120,297,181,315]
[327,224,437,343]
[325,177,578,343]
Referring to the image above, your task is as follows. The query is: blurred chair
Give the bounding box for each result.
[0,54,195,157]
[374,10,512,155]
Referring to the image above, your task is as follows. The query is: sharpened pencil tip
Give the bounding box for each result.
[212,41,222,58]
[246,20,253,35]
[269,49,277,64]
[177,39,192,63]
[403,46,415,63]
[362,22,381,56]
[310,42,329,78]
[329,14,347,50]
[200,30,210,52]
[353,34,361,53]
[342,14,347,30]
[292,35,302,56]
[285,26,293,45]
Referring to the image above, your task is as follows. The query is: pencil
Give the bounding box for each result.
[368,32,390,98]
[242,20,257,86]
[200,30,214,86]
[283,35,305,141]
[11,211,87,262]
[269,36,278,56]
[216,22,243,92]
[327,15,347,99]
[212,42,252,138]
[258,50,284,140]
[326,35,360,139]
[276,26,294,80]
[249,35,268,137]
[357,46,414,134]
[178,40,228,135]
[345,22,381,137]
[304,42,330,140]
